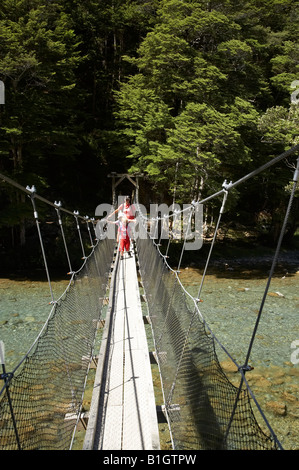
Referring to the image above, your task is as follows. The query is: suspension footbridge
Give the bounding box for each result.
[83,248,160,451]
[0,144,298,450]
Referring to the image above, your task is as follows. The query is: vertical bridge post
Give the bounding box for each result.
[107,173,142,204]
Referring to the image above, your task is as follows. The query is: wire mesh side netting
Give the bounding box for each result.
[136,231,279,451]
[0,236,115,450]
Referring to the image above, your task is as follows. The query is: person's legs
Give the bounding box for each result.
[119,239,125,258]
[125,237,131,255]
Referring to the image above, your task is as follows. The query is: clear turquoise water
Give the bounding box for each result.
[0,278,69,371]
[1,257,297,372]
[180,269,299,369]
[0,258,298,449]
[178,264,299,450]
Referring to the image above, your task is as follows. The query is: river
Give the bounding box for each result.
[0,251,298,450]
[178,251,299,451]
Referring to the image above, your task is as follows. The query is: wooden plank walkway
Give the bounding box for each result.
[83,248,160,451]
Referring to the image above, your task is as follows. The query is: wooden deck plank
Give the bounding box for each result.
[106,284,124,407]
[122,255,160,450]
[99,261,125,450]
[83,249,160,451]
[123,348,158,450]
[101,405,123,450]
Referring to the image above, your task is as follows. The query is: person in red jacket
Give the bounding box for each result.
[118,216,130,258]
[108,215,135,258]
[107,196,135,221]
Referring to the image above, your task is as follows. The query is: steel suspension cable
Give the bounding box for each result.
[244,156,299,369]
[223,156,299,448]
[196,190,228,302]
[0,172,87,220]
[135,149,299,450]
[27,186,55,304]
[55,201,73,274]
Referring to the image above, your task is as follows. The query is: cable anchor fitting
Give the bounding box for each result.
[238,364,254,373]
[0,371,14,381]
[222,180,233,191]
[26,185,36,195]
[26,185,38,218]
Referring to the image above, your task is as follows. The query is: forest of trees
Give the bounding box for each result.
[0,0,298,261]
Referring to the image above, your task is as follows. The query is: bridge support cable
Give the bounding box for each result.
[244,155,299,370]
[196,189,228,302]
[164,192,230,410]
[74,211,86,259]
[136,211,282,450]
[134,145,299,450]
[27,185,56,304]
[0,177,115,450]
[54,201,73,274]
[224,156,299,448]
[163,203,199,409]
[148,143,299,218]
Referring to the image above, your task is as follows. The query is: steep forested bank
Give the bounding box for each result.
[0,0,298,263]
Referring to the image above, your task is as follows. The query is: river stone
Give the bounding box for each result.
[265,401,287,416]
[25,316,35,322]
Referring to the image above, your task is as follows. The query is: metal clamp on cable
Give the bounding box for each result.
[238,364,254,373]
[54,201,63,226]
[0,371,14,381]
[26,185,39,219]
[26,185,36,195]
[222,179,233,191]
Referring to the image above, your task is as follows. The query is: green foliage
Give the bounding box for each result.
[115,1,298,194]
[258,104,299,146]
[0,0,82,173]
[0,0,298,249]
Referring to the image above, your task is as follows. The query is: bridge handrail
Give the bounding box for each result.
[134,143,299,450]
